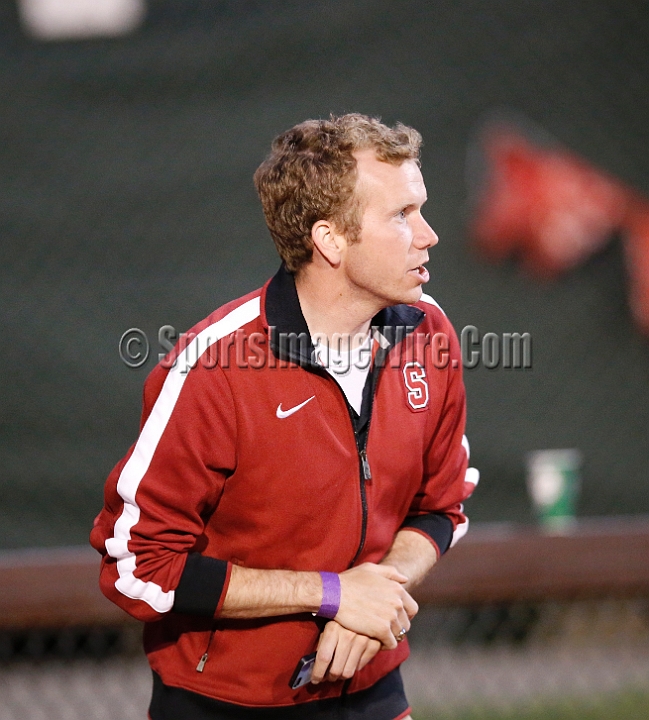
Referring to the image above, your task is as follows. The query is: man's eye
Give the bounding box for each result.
[398,210,406,220]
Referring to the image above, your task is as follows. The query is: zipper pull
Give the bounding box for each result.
[360,450,372,481]
[196,627,216,672]
[196,652,209,672]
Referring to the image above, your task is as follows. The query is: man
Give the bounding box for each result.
[91,113,478,719]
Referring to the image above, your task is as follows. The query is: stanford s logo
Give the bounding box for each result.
[403,362,429,411]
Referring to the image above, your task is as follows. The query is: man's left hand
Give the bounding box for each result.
[311,621,381,684]
[310,529,439,684]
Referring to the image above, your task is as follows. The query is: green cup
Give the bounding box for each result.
[526,449,581,532]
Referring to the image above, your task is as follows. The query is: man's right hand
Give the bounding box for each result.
[335,563,418,649]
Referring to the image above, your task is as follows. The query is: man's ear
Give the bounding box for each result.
[311,220,344,267]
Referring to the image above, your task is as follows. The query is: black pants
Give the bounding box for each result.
[149,668,410,720]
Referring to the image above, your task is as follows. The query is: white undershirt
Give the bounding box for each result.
[312,335,373,415]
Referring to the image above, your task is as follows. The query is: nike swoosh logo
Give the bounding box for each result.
[276,396,315,419]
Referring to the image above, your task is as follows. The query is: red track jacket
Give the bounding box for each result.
[91,267,477,709]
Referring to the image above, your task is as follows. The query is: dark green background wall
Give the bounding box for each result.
[1,0,648,548]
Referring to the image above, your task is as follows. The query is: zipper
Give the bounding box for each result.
[348,365,380,568]
[349,428,371,567]
[308,337,389,567]
[196,627,217,672]
[359,449,372,481]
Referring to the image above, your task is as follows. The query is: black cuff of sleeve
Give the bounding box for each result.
[173,554,229,617]
[401,513,454,555]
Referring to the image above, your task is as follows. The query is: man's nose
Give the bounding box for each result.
[414,215,439,249]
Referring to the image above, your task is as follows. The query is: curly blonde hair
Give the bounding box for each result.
[253,113,422,273]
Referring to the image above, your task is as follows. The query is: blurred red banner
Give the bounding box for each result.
[470,121,649,334]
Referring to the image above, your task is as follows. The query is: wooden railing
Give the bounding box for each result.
[415,516,649,605]
[1,517,648,630]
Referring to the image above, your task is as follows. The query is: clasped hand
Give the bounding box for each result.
[310,562,418,684]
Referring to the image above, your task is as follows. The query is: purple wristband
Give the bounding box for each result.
[317,571,341,619]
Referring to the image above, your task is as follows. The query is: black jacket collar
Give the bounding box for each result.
[265,265,425,367]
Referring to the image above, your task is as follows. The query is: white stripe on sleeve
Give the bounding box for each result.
[450,511,469,548]
[465,466,480,488]
[105,297,261,613]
